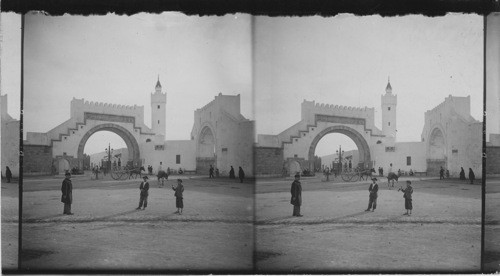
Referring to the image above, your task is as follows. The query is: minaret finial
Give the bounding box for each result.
[155,75,162,89]
[385,76,392,93]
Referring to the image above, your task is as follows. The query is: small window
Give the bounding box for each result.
[295,139,298,142]
[452,149,458,153]
[146,139,151,142]
[388,107,391,111]
[388,122,391,126]
[64,137,67,140]
[407,156,411,166]
[385,147,395,152]
[176,155,181,164]
[303,133,306,137]
[158,120,160,124]
[72,131,75,134]
[222,148,228,152]
[294,154,298,158]
[157,105,160,109]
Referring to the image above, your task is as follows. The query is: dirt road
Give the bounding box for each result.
[256,176,481,273]
[485,177,500,273]
[20,175,254,272]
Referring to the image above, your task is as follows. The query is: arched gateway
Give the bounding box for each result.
[256,100,388,176]
[77,123,141,168]
[25,98,158,174]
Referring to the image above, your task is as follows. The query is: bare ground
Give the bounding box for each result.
[485,177,500,273]
[18,175,254,272]
[255,176,481,273]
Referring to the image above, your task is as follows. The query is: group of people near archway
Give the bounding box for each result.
[209,165,245,183]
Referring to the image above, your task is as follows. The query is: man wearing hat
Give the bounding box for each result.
[136,175,150,210]
[365,177,379,212]
[290,173,303,217]
[61,172,73,215]
[172,179,184,214]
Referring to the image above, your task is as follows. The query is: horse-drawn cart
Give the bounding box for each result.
[340,168,376,182]
[110,166,145,180]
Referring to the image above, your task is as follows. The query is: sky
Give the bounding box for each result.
[1,12,22,119]
[23,12,252,154]
[254,14,483,156]
[3,13,486,157]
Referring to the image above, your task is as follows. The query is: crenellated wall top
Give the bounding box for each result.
[302,100,375,117]
[70,98,145,121]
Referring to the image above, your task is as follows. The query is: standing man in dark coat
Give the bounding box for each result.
[290,174,303,217]
[229,166,235,179]
[172,179,184,214]
[238,166,245,183]
[5,166,12,183]
[136,176,149,210]
[469,168,475,184]
[439,166,445,180]
[61,172,73,215]
[365,178,379,212]
[399,180,413,215]
[209,165,214,178]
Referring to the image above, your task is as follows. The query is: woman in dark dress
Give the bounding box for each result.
[5,166,12,183]
[238,167,245,183]
[468,168,475,184]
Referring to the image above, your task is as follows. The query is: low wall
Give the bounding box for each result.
[255,147,283,177]
[24,145,53,175]
[487,146,500,174]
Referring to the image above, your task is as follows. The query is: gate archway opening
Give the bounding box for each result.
[77,123,141,170]
[196,125,216,173]
[427,126,447,175]
[314,132,358,175]
[308,125,372,173]
[84,131,128,170]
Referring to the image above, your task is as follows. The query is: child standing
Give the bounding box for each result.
[172,179,184,214]
[399,180,413,215]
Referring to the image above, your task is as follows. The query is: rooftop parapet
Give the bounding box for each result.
[424,95,473,121]
[301,100,375,123]
[71,98,145,122]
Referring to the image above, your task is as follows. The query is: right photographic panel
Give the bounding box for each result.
[253,14,483,273]
[485,11,500,273]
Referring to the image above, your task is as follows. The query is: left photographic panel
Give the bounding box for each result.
[1,12,22,272]
[22,13,254,272]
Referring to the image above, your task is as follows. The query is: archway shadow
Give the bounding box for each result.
[258,211,369,224]
[98,209,140,220]
[23,214,66,222]
[332,210,370,221]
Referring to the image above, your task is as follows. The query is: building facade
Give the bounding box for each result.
[1,94,20,178]
[22,79,254,176]
[255,80,482,178]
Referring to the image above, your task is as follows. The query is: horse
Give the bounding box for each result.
[387,172,399,188]
[359,168,376,181]
[128,166,145,179]
[157,170,169,187]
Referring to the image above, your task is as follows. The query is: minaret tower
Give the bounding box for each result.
[381,77,397,142]
[151,75,167,138]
